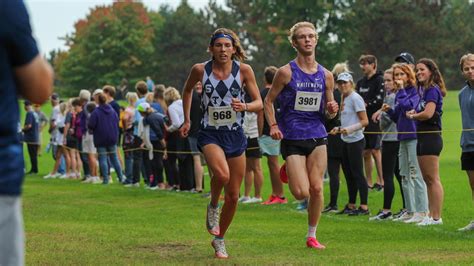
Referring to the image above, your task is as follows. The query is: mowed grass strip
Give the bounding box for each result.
[22,93,474,264]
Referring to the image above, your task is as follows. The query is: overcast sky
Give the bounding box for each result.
[24,0,217,55]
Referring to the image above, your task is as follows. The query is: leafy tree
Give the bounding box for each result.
[153,0,212,89]
[59,1,155,95]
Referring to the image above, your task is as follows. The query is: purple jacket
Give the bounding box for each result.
[88,104,118,147]
[387,86,418,141]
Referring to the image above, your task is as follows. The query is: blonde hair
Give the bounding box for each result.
[145,92,154,104]
[209,28,247,62]
[164,87,181,106]
[288,21,318,44]
[125,92,138,106]
[460,53,474,71]
[79,89,91,102]
[59,102,67,115]
[332,61,351,77]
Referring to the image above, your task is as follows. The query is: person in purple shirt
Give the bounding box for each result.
[406,58,447,226]
[382,63,429,224]
[264,21,338,250]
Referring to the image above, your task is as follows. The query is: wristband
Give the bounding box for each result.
[270,123,278,128]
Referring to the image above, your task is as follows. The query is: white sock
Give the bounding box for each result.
[307,225,317,238]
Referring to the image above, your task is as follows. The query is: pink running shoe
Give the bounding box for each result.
[211,238,228,259]
[306,237,326,249]
[262,195,288,205]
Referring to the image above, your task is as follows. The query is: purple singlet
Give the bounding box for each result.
[277,60,327,140]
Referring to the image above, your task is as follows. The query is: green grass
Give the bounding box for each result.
[22,93,474,264]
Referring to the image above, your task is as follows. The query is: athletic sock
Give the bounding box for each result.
[214,236,224,240]
[307,225,317,239]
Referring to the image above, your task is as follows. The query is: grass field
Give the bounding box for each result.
[21,93,474,265]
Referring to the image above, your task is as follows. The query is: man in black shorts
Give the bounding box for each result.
[356,55,384,190]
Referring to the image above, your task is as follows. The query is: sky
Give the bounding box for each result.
[24,0,216,55]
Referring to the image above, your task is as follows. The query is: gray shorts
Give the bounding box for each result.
[0,196,24,266]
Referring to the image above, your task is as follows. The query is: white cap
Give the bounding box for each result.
[337,72,353,83]
[92,89,103,97]
[137,102,150,112]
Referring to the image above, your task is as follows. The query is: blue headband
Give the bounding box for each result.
[210,33,234,44]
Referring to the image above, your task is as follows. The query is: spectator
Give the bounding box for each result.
[122,92,138,184]
[81,102,99,184]
[0,1,53,263]
[103,85,124,170]
[22,100,40,174]
[88,90,124,184]
[189,82,204,193]
[63,99,82,179]
[33,104,48,156]
[356,54,384,191]
[78,89,91,180]
[146,76,155,92]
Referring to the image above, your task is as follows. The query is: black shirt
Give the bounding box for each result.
[355,71,384,116]
[189,90,203,137]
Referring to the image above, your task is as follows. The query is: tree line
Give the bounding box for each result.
[49,0,474,97]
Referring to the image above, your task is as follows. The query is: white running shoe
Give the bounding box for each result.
[458,220,474,231]
[91,176,102,184]
[238,196,251,203]
[393,212,412,222]
[404,213,425,224]
[417,217,442,226]
[244,197,263,204]
[81,176,93,183]
[59,174,68,179]
[43,173,54,179]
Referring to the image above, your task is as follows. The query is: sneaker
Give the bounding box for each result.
[417,217,443,226]
[336,204,355,215]
[393,209,408,219]
[404,213,426,224]
[306,237,326,249]
[369,210,393,221]
[238,196,251,203]
[373,183,384,192]
[322,205,338,213]
[59,174,68,179]
[393,211,412,222]
[245,197,263,204]
[91,176,102,184]
[296,199,308,211]
[43,173,55,179]
[206,204,220,236]
[211,238,228,259]
[132,182,140,187]
[262,195,288,205]
[149,186,158,191]
[458,220,474,231]
[81,176,93,183]
[348,207,370,216]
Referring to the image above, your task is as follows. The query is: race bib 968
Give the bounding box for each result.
[208,106,236,126]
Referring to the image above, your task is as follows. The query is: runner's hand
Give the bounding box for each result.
[231,98,246,112]
[180,121,190,138]
[269,124,283,140]
[327,100,339,114]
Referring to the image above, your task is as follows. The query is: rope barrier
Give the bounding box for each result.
[21,127,474,156]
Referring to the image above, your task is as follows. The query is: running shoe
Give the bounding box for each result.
[280,163,288,184]
[211,238,228,259]
[336,204,355,215]
[393,209,408,219]
[404,213,425,224]
[262,195,288,205]
[417,217,443,226]
[296,199,308,211]
[238,196,251,203]
[369,210,393,221]
[322,204,338,213]
[393,211,412,222]
[458,220,474,231]
[306,237,326,249]
[373,183,384,192]
[206,204,220,236]
[348,207,370,216]
[244,197,263,204]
